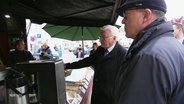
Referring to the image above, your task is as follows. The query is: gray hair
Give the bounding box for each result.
[151,9,165,18]
[100,25,119,36]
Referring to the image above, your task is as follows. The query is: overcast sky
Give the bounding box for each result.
[165,0,184,20]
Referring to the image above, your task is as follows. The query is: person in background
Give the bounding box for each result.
[114,0,184,104]
[89,42,98,56]
[34,43,53,60]
[65,25,127,104]
[74,44,85,58]
[173,23,184,44]
[89,42,98,68]
[54,45,62,58]
[7,39,35,68]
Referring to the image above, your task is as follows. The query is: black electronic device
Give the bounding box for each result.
[16,59,66,104]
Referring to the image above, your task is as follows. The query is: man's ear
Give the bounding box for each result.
[143,9,152,23]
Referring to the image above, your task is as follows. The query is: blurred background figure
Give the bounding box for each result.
[54,45,62,58]
[74,44,85,59]
[7,39,35,68]
[34,43,53,60]
[171,16,184,44]
[90,42,98,56]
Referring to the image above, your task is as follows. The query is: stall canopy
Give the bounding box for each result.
[43,24,100,41]
[42,24,100,48]
[0,0,125,27]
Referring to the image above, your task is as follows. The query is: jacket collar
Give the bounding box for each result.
[126,17,173,60]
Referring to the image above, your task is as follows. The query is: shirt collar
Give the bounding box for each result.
[106,42,116,53]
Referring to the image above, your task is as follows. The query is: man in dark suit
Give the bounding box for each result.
[65,25,127,104]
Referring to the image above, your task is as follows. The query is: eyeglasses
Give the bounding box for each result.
[99,35,114,39]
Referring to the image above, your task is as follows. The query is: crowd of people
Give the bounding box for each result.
[4,0,184,103]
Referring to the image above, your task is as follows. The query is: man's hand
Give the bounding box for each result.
[63,63,67,71]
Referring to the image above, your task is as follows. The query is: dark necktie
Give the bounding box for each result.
[104,49,109,56]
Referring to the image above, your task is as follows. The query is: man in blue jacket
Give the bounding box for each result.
[34,43,53,60]
[65,25,127,104]
[114,0,184,104]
